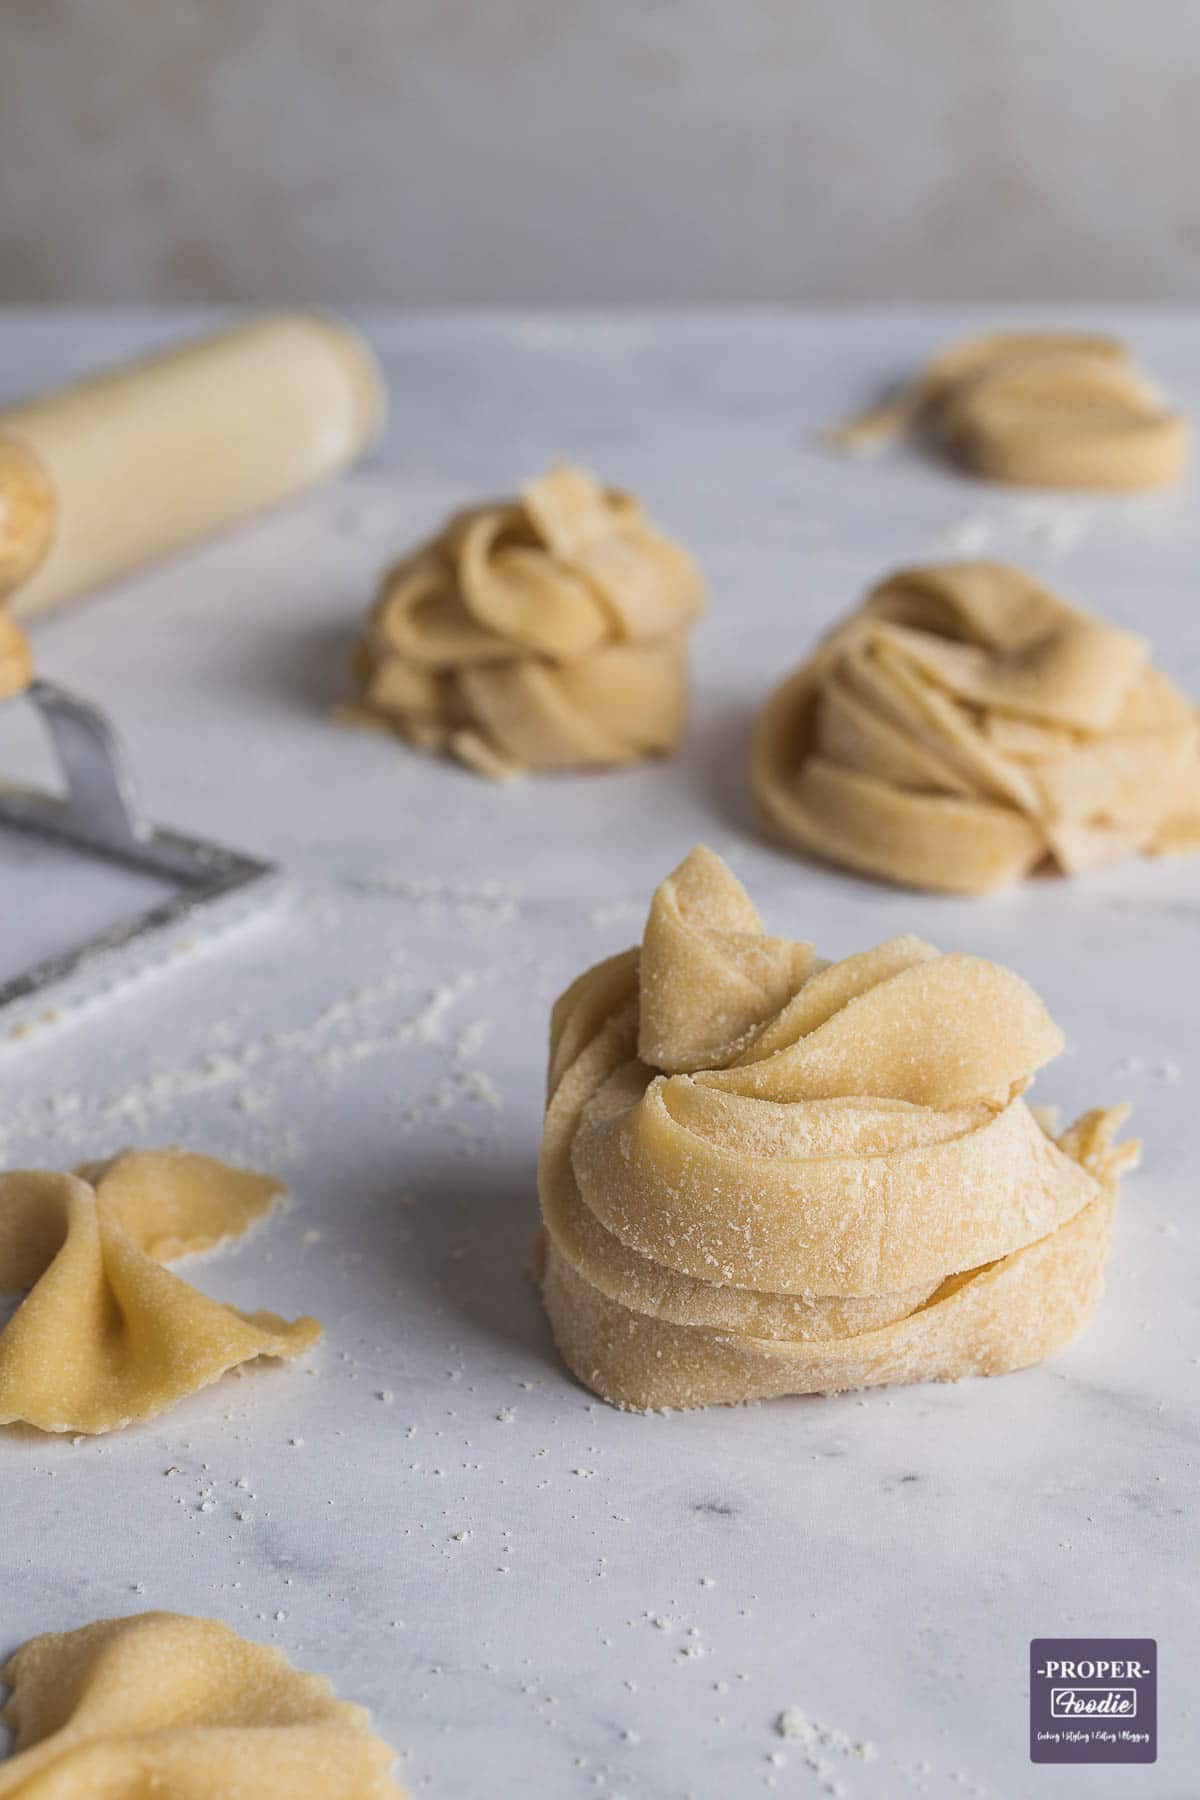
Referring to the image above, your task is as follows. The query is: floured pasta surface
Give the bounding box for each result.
[0,1149,321,1434]
[535,846,1137,1411]
[0,1612,404,1797]
[827,329,1190,489]
[350,462,704,776]
[752,560,1200,894]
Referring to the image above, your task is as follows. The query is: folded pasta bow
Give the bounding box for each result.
[0,1613,403,1797]
[0,1150,321,1433]
[752,559,1200,894]
[536,846,1138,1411]
[352,463,704,777]
[827,329,1190,489]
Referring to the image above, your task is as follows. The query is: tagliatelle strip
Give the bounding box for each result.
[751,560,1200,894]
[0,1613,404,1797]
[536,847,1137,1412]
[0,1150,321,1433]
[351,463,704,775]
[826,330,1190,489]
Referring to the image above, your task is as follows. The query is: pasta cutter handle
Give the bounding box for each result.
[24,678,151,861]
[1,677,275,889]
[2,676,275,885]
[0,680,280,1035]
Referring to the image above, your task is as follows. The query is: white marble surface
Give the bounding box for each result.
[0,310,1197,1798]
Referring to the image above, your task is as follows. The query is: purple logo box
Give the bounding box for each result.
[1030,1639,1156,1764]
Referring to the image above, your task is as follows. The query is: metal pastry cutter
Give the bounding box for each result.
[0,679,279,1039]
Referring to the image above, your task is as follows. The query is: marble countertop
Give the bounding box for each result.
[0,309,1196,1799]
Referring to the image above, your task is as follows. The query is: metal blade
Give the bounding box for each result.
[0,680,280,1037]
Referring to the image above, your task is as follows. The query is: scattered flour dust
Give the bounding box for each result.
[929,490,1199,565]
[776,1707,877,1767]
[0,949,499,1166]
[316,972,477,1073]
[454,1019,491,1062]
[588,897,644,931]
[929,500,1093,562]
[348,872,521,933]
[456,1068,502,1109]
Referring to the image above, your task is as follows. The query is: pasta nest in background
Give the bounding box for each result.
[752,559,1200,894]
[353,463,704,778]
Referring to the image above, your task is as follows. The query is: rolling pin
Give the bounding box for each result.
[0,312,385,624]
[0,440,51,692]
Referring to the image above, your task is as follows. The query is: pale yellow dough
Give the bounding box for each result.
[0,439,54,694]
[752,559,1200,894]
[536,847,1137,1411]
[0,1150,321,1434]
[0,1613,404,1797]
[827,330,1190,489]
[0,612,32,700]
[353,463,704,775]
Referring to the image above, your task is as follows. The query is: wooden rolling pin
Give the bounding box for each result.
[0,440,50,693]
[0,312,385,624]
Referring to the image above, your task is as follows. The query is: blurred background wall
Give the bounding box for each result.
[3,0,1199,305]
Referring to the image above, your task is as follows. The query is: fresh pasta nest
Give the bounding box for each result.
[535,846,1137,1412]
[352,462,704,777]
[752,559,1200,894]
[827,329,1190,489]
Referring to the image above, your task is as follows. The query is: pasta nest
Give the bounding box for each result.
[752,559,1200,893]
[827,329,1190,489]
[536,846,1137,1411]
[354,463,704,777]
